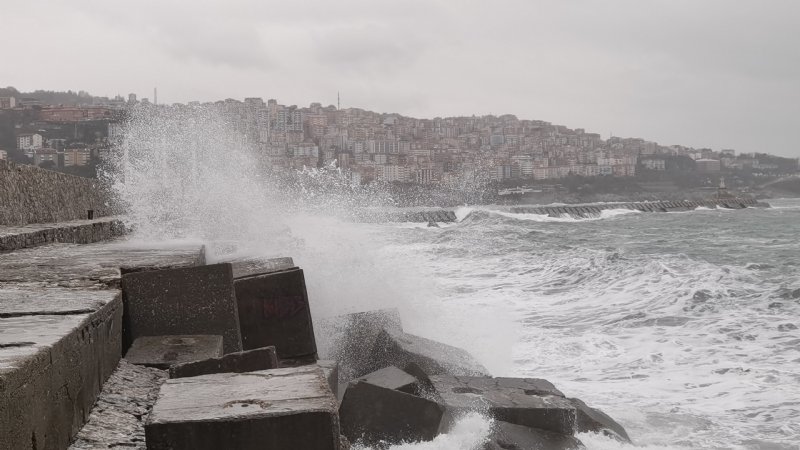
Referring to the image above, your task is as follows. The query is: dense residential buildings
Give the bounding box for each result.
[1,90,796,182]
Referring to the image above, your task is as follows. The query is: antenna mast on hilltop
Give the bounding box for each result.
[337,92,340,110]
[154,87,158,105]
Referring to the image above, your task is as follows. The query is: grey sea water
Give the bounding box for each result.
[337,200,799,449]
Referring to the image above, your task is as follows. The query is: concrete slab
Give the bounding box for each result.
[0,295,122,450]
[339,381,444,446]
[318,360,340,400]
[353,366,418,395]
[121,263,242,354]
[169,346,278,379]
[371,329,489,378]
[430,375,576,435]
[146,366,341,450]
[125,335,223,369]
[228,256,296,279]
[0,241,205,289]
[234,267,317,359]
[0,286,117,318]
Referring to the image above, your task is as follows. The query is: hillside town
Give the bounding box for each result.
[1,89,797,188]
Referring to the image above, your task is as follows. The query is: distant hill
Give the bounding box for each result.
[0,86,112,106]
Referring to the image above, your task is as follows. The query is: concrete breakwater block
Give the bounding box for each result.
[339,380,444,446]
[229,256,296,279]
[570,397,630,442]
[169,345,278,379]
[318,360,340,400]
[429,375,576,435]
[1,291,122,450]
[125,335,223,369]
[121,263,242,354]
[483,421,584,450]
[145,366,342,450]
[352,365,420,396]
[371,329,490,378]
[317,308,404,381]
[234,267,317,359]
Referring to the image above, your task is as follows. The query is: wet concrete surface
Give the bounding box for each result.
[69,360,167,450]
[0,238,206,450]
[0,217,126,252]
[0,240,205,288]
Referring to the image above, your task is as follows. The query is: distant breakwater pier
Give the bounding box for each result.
[3,160,767,449]
[364,197,766,224]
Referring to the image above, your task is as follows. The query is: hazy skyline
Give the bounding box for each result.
[3,0,799,157]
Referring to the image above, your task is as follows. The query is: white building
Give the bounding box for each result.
[17,133,43,151]
[0,149,7,161]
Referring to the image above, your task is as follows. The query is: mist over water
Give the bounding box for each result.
[105,108,800,449]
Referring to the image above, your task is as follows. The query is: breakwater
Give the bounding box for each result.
[366,197,764,223]
[0,160,111,226]
[1,216,629,449]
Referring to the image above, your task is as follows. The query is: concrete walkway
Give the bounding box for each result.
[0,222,205,450]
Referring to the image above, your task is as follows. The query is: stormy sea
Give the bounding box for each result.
[319,200,800,450]
[108,108,800,450]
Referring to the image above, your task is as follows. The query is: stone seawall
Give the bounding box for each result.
[0,160,111,226]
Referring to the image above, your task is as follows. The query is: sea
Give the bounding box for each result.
[110,108,800,450]
[285,199,800,450]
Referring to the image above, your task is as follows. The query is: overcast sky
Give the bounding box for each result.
[3,0,799,157]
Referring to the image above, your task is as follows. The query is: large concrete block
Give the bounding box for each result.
[125,335,223,369]
[339,381,444,446]
[371,329,489,378]
[145,366,341,450]
[317,308,404,381]
[169,346,278,379]
[0,292,122,450]
[234,267,317,359]
[430,375,576,435]
[483,421,583,450]
[121,263,242,354]
[229,256,295,279]
[354,366,419,395]
[570,397,630,442]
[318,360,340,400]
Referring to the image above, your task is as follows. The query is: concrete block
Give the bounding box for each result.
[229,256,296,279]
[354,366,419,395]
[371,329,489,378]
[318,360,340,400]
[121,263,242,354]
[430,375,576,435]
[0,293,122,450]
[234,267,317,359]
[125,335,223,369]
[316,308,403,381]
[483,421,583,450]
[339,381,444,446]
[169,346,278,379]
[145,366,341,450]
[570,397,630,442]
